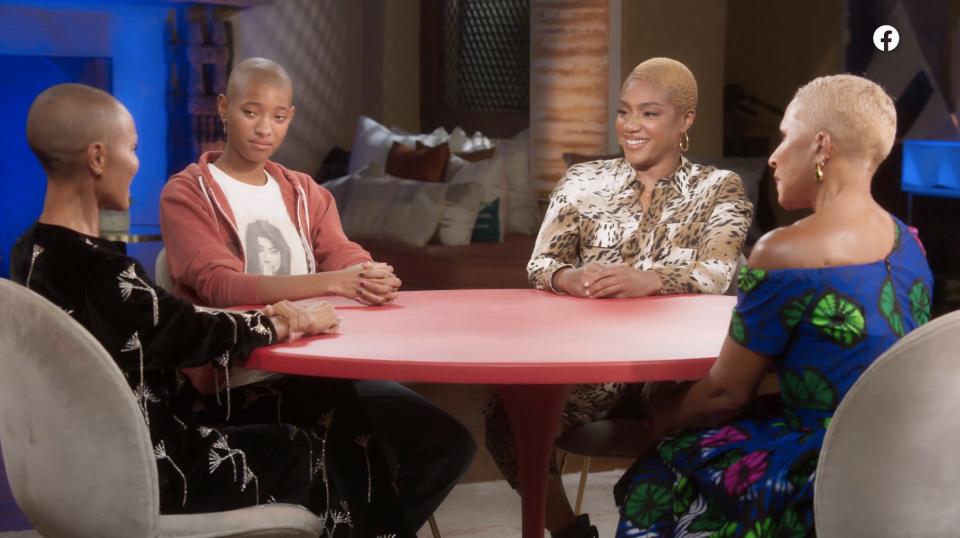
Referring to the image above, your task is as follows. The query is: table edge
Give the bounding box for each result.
[244,352,716,385]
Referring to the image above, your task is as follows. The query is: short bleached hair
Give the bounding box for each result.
[623,57,698,114]
[790,74,897,167]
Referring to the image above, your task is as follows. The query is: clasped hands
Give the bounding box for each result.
[262,261,400,342]
[554,262,663,298]
[331,261,402,306]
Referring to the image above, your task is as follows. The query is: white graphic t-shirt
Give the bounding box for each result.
[209,163,309,276]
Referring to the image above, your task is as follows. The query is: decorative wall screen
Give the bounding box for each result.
[441,0,529,112]
[421,0,529,137]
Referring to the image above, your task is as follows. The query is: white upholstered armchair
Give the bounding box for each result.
[815,309,960,537]
[0,279,323,537]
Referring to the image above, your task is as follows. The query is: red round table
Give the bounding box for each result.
[245,289,736,537]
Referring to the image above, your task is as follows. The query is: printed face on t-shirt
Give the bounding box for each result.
[207,164,310,276]
[244,219,293,276]
[256,236,282,275]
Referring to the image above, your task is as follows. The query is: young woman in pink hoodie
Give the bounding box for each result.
[161,58,400,309]
[161,58,476,537]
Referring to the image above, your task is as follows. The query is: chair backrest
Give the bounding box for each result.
[724,253,748,296]
[815,309,960,537]
[0,279,158,537]
[155,248,173,290]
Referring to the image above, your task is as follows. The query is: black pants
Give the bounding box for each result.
[192,378,475,537]
[354,380,476,534]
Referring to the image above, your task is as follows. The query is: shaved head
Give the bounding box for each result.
[26,83,129,174]
[226,57,293,102]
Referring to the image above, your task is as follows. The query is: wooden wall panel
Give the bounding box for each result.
[530,0,610,195]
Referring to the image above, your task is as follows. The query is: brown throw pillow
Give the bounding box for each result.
[385,141,451,182]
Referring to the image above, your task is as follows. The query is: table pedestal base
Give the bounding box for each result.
[496,384,572,538]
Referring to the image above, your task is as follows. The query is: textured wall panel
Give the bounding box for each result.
[530,0,610,194]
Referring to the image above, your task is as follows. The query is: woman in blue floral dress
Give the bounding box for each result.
[615,74,934,537]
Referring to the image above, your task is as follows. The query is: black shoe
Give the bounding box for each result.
[550,514,599,538]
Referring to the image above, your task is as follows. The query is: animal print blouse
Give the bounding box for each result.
[528,157,753,294]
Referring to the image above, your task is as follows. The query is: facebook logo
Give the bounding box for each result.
[873,25,900,52]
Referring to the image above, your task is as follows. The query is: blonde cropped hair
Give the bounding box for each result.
[791,74,896,167]
[623,57,698,114]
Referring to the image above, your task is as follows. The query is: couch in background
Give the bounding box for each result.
[325,116,541,290]
[363,234,535,290]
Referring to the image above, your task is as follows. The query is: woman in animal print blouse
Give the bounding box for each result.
[486,57,754,538]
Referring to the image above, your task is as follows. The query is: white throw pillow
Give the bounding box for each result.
[447,126,494,153]
[347,116,395,175]
[392,126,450,147]
[445,154,467,182]
[449,155,507,242]
[435,182,484,246]
[499,129,540,236]
[325,174,448,247]
[326,170,483,247]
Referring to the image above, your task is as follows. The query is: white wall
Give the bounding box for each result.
[231,0,365,176]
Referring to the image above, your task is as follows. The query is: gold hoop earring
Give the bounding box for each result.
[679,132,690,153]
[815,161,824,182]
[221,119,228,136]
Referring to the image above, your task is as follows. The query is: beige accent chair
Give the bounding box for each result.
[0,278,323,537]
[815,309,960,537]
[155,247,173,290]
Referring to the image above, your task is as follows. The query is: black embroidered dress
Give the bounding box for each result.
[10,223,404,537]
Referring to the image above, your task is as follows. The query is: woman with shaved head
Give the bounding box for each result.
[11,83,441,536]
[162,57,400,307]
[486,58,754,537]
[612,75,933,537]
[161,58,475,536]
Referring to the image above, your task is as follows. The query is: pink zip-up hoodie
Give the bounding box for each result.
[160,151,372,307]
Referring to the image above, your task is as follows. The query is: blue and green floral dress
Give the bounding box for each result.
[615,216,933,537]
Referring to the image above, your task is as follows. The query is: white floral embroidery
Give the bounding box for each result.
[318,410,334,524]
[25,244,44,288]
[286,425,316,479]
[214,351,233,420]
[117,264,159,326]
[328,500,352,536]
[243,312,274,341]
[122,332,151,426]
[154,441,188,506]
[354,434,373,503]
[208,434,260,503]
[172,415,187,431]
